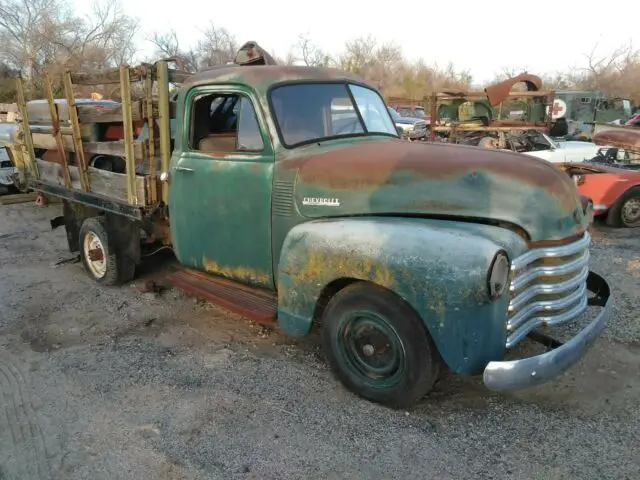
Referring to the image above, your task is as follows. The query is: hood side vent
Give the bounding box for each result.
[273,180,294,217]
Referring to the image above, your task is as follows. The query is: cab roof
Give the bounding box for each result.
[183,65,366,90]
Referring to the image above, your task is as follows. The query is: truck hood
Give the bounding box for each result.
[287,138,588,242]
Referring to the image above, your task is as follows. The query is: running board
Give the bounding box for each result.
[165,268,277,325]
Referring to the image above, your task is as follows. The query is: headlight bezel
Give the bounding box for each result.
[487,250,510,301]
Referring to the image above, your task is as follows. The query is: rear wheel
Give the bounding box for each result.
[321,282,440,409]
[79,217,133,285]
[606,187,640,228]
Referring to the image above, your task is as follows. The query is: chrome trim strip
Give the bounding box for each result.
[511,232,591,271]
[508,266,589,313]
[484,272,611,391]
[509,250,589,291]
[506,289,588,347]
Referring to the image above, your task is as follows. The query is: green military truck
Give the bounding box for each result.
[5,42,612,408]
[553,90,633,139]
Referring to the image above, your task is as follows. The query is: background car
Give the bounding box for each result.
[386,107,427,140]
[0,146,16,195]
[560,162,640,227]
[390,104,431,124]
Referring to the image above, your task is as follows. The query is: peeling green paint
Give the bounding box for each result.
[277,217,527,374]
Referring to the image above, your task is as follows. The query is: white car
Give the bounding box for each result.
[0,146,16,194]
[521,132,602,163]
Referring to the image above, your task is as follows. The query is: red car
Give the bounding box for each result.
[625,113,640,127]
[560,162,640,227]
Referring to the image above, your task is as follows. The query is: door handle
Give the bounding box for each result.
[175,166,194,172]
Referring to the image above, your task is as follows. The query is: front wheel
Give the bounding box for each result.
[321,283,441,409]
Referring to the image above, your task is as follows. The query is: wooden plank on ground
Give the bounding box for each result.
[0,192,37,205]
[35,159,146,205]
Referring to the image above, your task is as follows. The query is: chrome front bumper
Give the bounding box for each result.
[483,271,612,391]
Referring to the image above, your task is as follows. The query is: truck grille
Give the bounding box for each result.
[505,232,591,348]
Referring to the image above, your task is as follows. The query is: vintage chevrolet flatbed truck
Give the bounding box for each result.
[4,42,612,408]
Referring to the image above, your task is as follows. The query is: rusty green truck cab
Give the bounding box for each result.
[162,65,612,408]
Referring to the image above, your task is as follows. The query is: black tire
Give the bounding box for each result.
[321,282,440,409]
[605,186,640,228]
[117,255,136,284]
[79,217,125,285]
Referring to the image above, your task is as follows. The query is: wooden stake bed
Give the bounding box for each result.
[11,60,188,211]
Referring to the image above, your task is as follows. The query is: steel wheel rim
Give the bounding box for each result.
[83,232,107,278]
[337,310,406,389]
[621,198,640,226]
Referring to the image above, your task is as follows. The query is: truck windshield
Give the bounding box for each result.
[270,83,397,147]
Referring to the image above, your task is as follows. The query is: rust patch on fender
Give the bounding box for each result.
[202,257,270,286]
[283,249,398,292]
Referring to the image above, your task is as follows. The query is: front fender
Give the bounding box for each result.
[276,217,528,374]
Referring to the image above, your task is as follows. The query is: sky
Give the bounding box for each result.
[73,0,638,84]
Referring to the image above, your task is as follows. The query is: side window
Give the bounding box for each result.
[190,92,264,153]
[236,97,264,151]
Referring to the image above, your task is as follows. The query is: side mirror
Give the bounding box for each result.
[396,126,404,136]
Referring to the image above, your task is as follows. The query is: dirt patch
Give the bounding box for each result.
[0,202,638,480]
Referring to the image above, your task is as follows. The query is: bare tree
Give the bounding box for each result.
[148,29,181,58]
[338,35,377,74]
[64,0,138,69]
[337,36,404,92]
[196,23,237,68]
[294,34,331,67]
[147,28,198,72]
[0,0,78,76]
[582,42,631,89]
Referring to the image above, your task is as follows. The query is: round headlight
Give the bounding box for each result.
[487,251,510,300]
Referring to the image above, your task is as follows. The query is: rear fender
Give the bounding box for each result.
[276,217,528,374]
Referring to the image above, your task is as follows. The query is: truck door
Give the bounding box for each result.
[168,85,275,289]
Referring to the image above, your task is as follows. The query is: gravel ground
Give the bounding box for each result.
[0,202,638,480]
